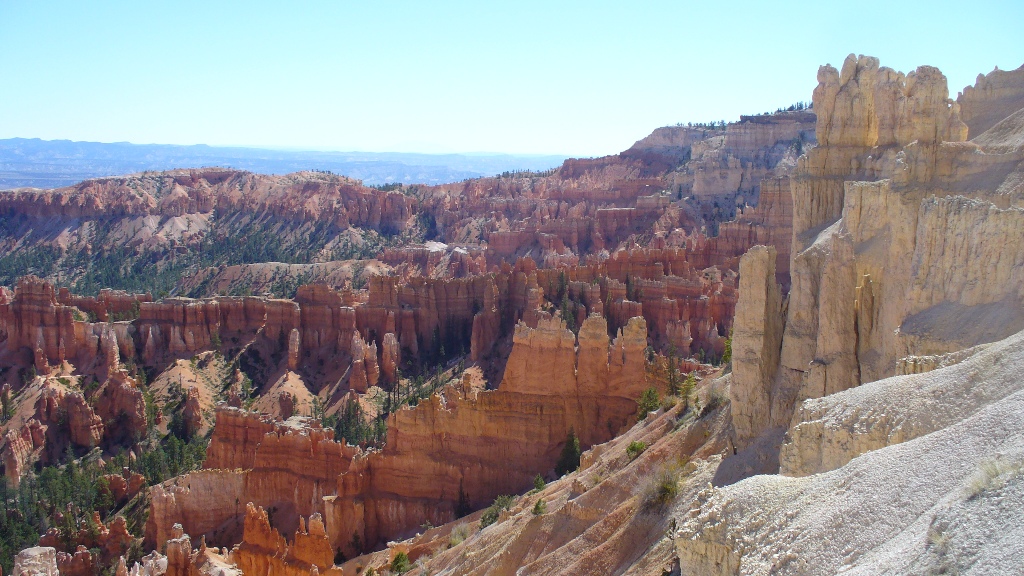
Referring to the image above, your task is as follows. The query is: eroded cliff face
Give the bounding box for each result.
[0,246,728,490]
[145,315,650,565]
[958,64,1024,138]
[668,112,814,211]
[731,54,1024,447]
[729,246,784,446]
[12,50,1023,576]
[0,277,153,482]
[0,276,136,375]
[234,504,338,576]
[0,169,416,229]
[402,109,813,277]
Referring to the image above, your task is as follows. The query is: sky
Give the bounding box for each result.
[1,1,1021,157]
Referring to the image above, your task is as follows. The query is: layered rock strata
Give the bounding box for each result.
[146,315,649,562]
[729,53,1024,447]
[0,169,416,230]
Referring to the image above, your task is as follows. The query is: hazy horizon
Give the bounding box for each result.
[0,136,573,159]
[2,1,1022,157]
[0,137,571,189]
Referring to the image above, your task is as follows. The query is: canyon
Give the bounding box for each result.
[1,55,1023,576]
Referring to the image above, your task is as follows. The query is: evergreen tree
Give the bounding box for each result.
[456,478,472,517]
[636,387,660,419]
[555,428,581,477]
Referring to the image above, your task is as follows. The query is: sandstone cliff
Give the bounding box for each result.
[958,64,1024,138]
[730,55,1024,447]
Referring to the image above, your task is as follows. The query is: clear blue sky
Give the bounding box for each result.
[1,1,1021,157]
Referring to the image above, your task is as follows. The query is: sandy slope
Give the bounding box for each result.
[676,329,1024,575]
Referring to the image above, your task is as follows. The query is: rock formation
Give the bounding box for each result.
[729,54,1024,446]
[145,316,650,560]
[958,63,1024,138]
[37,515,133,575]
[11,547,58,576]
[729,246,784,447]
[181,386,203,438]
[5,52,1024,576]
[235,504,338,576]
[0,169,415,229]
[0,276,136,374]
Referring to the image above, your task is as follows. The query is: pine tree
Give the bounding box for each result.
[555,428,581,477]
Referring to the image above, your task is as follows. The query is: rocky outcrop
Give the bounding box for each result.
[729,246,784,447]
[182,386,203,438]
[101,469,148,506]
[11,547,58,576]
[154,524,243,576]
[35,386,104,448]
[958,64,1024,138]
[380,332,399,386]
[96,371,148,444]
[39,514,133,571]
[235,504,338,576]
[147,411,357,549]
[348,332,378,394]
[0,169,416,230]
[792,55,967,248]
[499,317,576,396]
[501,314,647,406]
[55,546,94,576]
[2,419,45,485]
[732,55,1024,445]
[0,276,136,373]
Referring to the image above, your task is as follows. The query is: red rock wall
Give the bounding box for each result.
[147,315,650,557]
[0,169,416,232]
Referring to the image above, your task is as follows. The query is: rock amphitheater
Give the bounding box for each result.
[1,55,1023,575]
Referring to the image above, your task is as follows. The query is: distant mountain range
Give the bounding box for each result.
[0,138,567,189]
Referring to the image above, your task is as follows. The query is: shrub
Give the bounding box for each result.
[661,395,678,411]
[642,465,681,511]
[480,494,514,528]
[532,498,546,515]
[701,388,729,418]
[555,428,581,477]
[626,441,647,461]
[636,387,660,419]
[390,551,411,574]
[966,457,1024,499]
[448,523,470,548]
